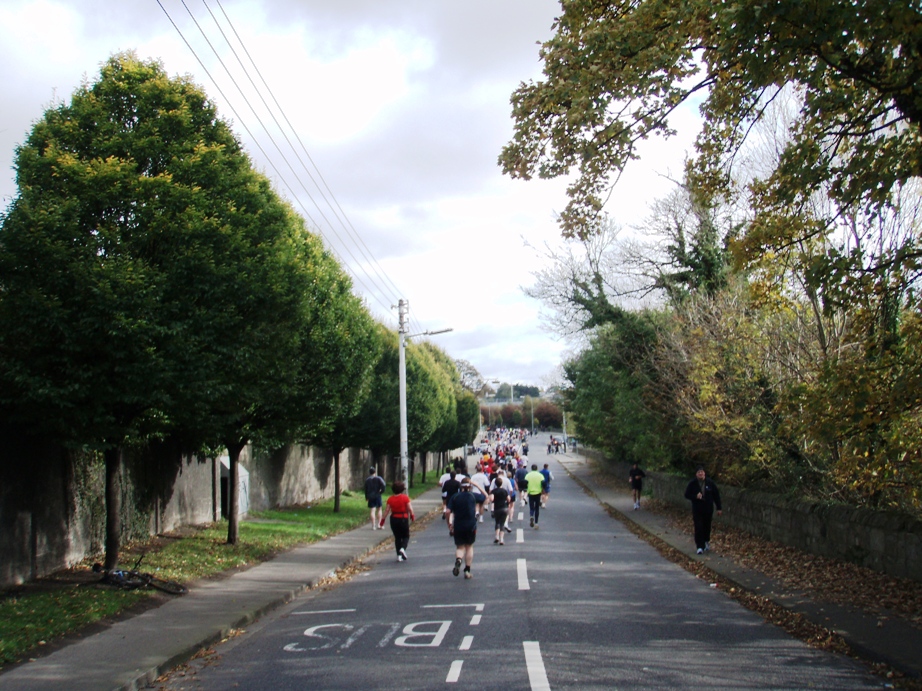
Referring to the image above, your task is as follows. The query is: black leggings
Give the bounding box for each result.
[390,517,410,553]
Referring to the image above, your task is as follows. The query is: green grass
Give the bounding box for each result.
[0,475,438,668]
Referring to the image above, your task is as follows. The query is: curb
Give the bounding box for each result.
[557,457,922,682]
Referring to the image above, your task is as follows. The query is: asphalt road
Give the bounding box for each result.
[156,437,884,690]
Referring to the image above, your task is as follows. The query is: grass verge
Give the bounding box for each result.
[0,475,438,669]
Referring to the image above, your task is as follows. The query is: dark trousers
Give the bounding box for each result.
[390,517,410,553]
[692,510,713,549]
[528,494,541,523]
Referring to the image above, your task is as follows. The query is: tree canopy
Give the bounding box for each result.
[500,0,922,247]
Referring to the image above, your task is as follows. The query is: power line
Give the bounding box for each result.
[156,0,424,330]
[171,0,398,319]
[211,0,410,306]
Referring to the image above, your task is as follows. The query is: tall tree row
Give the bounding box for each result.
[0,53,477,563]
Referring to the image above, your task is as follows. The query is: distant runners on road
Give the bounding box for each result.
[628,462,646,510]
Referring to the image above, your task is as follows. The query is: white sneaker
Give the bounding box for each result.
[399,547,408,560]
[479,514,483,523]
[696,548,703,555]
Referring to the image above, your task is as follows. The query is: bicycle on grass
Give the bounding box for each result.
[92,553,187,595]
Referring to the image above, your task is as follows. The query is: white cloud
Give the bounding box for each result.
[0,0,700,387]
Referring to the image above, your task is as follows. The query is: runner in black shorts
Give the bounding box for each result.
[447,477,478,579]
[490,478,511,545]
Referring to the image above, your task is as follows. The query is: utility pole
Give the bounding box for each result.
[396,299,452,487]
[398,299,409,485]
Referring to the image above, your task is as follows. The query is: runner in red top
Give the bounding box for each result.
[380,481,415,561]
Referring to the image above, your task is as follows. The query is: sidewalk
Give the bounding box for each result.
[0,489,444,691]
[555,452,922,681]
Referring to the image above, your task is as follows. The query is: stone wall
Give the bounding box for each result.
[0,434,447,588]
[586,451,922,583]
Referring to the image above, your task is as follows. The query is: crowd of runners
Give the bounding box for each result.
[441,428,554,579]
[365,427,558,579]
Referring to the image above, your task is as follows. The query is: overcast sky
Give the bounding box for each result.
[0,0,698,388]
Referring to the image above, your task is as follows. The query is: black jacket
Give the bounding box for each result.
[684,477,722,514]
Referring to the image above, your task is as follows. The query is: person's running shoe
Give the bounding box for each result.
[504,526,512,533]
[479,514,484,523]
[704,542,710,551]
[534,523,539,529]
[464,567,472,579]
[499,540,504,545]
[494,538,500,544]
[453,558,462,577]
[399,547,408,560]
[530,517,534,528]
[696,548,704,554]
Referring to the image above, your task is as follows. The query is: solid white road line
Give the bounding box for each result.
[517,558,530,590]
[517,528,524,543]
[460,635,473,650]
[447,660,464,683]
[523,641,551,690]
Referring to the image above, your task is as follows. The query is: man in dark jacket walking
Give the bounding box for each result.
[684,465,722,554]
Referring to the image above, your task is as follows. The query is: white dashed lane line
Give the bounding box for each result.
[523,641,551,690]
[517,558,530,590]
[446,660,463,683]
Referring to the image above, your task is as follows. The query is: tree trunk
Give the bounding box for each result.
[333,448,343,513]
[103,447,122,570]
[226,439,246,545]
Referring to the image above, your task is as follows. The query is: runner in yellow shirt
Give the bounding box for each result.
[524,464,546,528]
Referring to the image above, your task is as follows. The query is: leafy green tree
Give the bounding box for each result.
[0,53,301,564]
[451,389,482,449]
[495,382,513,402]
[407,342,456,481]
[300,307,383,512]
[0,53,362,553]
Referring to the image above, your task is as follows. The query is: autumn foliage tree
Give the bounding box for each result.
[506,1,922,513]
